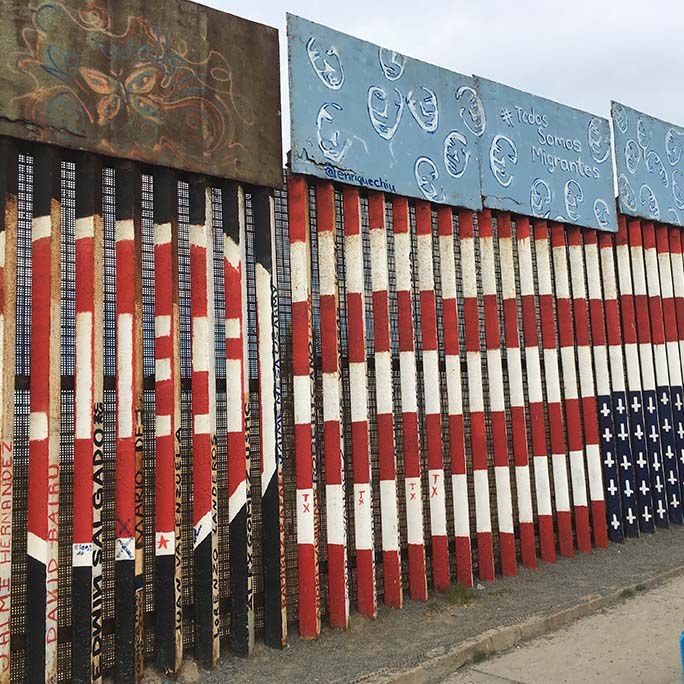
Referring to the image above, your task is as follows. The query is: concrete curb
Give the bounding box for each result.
[356,564,684,684]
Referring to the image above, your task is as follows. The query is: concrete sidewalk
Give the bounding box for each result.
[446,574,684,684]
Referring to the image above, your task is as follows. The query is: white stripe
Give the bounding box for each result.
[584,243,602,300]
[535,240,553,296]
[638,344,656,390]
[154,222,171,246]
[560,347,579,400]
[72,542,93,566]
[193,511,212,549]
[375,351,393,415]
[499,237,517,300]
[27,531,48,564]
[116,218,134,243]
[445,354,463,415]
[326,484,346,546]
[630,246,647,296]
[466,351,484,412]
[461,238,477,298]
[568,244,587,298]
[155,315,171,339]
[405,477,424,545]
[551,453,571,511]
[653,345,669,386]
[229,481,247,523]
[593,345,611,395]
[75,312,93,440]
[671,251,684,301]
[293,374,312,426]
[552,247,570,299]
[515,466,534,523]
[30,411,48,442]
[623,343,642,390]
[226,362,243,433]
[439,235,457,300]
[399,351,418,414]
[117,313,133,439]
[189,224,205,248]
[423,350,441,415]
[75,216,94,241]
[606,345,626,392]
[225,317,240,341]
[569,450,588,507]
[474,469,492,533]
[290,241,309,304]
[380,480,399,551]
[452,473,471,537]
[586,444,604,501]
[543,348,562,403]
[666,341,683,380]
[224,234,241,269]
[317,229,337,297]
[416,233,434,292]
[495,466,514,534]
[344,234,364,295]
[156,414,171,437]
[369,226,389,294]
[354,483,373,550]
[428,469,447,536]
[155,532,175,557]
[525,346,544,403]
[643,247,660,297]
[533,456,553,516]
[518,239,535,296]
[479,236,497,296]
[614,245,633,294]
[487,349,505,411]
[658,253,674,298]
[394,232,412,293]
[192,316,210,372]
[32,215,51,242]
[349,362,368,423]
[321,372,342,428]
[507,347,525,407]
[193,413,210,435]
[0,231,5,269]
[155,357,171,383]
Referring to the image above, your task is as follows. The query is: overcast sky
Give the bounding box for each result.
[200,0,684,152]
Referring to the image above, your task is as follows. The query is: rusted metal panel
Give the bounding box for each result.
[0,0,282,187]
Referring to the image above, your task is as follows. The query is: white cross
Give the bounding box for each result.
[624,480,634,498]
[639,480,650,497]
[655,475,664,493]
[671,495,680,509]
[604,452,615,468]
[678,423,684,440]
[653,453,661,471]
[636,452,647,469]
[661,391,670,406]
[603,427,613,442]
[668,470,678,486]
[634,424,644,441]
[626,508,637,525]
[657,500,667,518]
[662,418,672,433]
[650,425,659,443]
[607,479,618,496]
[680,449,684,465]
[617,397,626,415]
[647,396,656,414]
[675,393,683,412]
[621,454,631,471]
[643,506,653,522]
[665,445,674,461]
[632,396,641,413]
[610,514,621,530]
[617,423,629,441]
[600,402,611,418]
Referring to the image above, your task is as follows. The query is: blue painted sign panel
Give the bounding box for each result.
[612,102,684,227]
[287,14,483,210]
[476,77,617,232]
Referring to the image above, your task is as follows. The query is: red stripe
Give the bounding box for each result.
[372,290,391,352]
[319,295,338,373]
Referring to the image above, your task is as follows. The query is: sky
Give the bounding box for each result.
[200,0,684,154]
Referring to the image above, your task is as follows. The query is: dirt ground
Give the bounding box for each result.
[147,525,684,683]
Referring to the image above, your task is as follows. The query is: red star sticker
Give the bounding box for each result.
[158,535,170,550]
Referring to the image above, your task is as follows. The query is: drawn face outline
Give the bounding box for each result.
[316,102,350,162]
[613,103,629,134]
[667,207,681,226]
[564,179,584,221]
[443,130,470,179]
[306,36,344,90]
[407,86,439,133]
[378,48,406,81]
[640,184,660,220]
[367,85,404,141]
[665,127,684,166]
[489,135,517,188]
[414,156,445,202]
[455,85,486,137]
[593,198,611,230]
[637,116,652,150]
[645,150,668,188]
[530,179,552,218]
[587,116,610,164]
[619,174,637,212]
[672,170,684,210]
[625,139,641,175]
